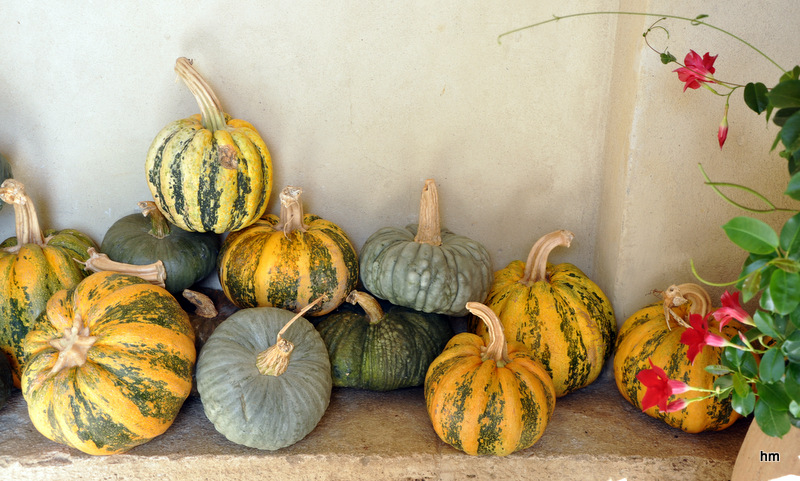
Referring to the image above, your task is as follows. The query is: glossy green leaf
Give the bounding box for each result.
[786,363,800,401]
[783,330,800,363]
[744,82,769,114]
[784,173,800,201]
[722,217,779,255]
[766,270,800,314]
[660,52,676,64]
[732,389,756,416]
[791,401,800,418]
[722,345,759,378]
[760,347,786,383]
[780,111,800,154]
[704,364,732,376]
[754,399,792,438]
[740,268,764,303]
[774,107,800,127]
[756,381,791,411]
[754,310,783,340]
[768,80,800,109]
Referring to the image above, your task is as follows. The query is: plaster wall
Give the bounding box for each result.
[0,1,796,323]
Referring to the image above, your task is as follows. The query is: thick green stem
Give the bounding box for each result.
[413,179,443,246]
[498,11,786,73]
[138,201,171,238]
[174,57,228,131]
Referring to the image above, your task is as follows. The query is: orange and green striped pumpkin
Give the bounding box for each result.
[425,302,556,456]
[614,283,744,433]
[218,185,359,317]
[21,270,196,455]
[469,230,616,397]
[0,179,96,385]
[145,57,272,234]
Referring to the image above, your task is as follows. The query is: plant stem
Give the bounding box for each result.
[498,11,786,73]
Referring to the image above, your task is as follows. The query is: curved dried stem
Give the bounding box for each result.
[79,247,166,288]
[520,230,574,284]
[467,302,510,367]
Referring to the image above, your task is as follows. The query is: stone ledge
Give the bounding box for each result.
[0,368,748,481]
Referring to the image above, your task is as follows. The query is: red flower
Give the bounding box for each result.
[680,313,728,364]
[636,358,690,412]
[674,50,717,91]
[712,290,752,328]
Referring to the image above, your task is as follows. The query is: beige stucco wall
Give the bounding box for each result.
[0,1,796,323]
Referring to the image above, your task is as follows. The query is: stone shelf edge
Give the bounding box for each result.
[0,367,747,481]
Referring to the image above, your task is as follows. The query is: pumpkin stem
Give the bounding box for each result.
[183,289,218,318]
[255,296,323,377]
[520,230,575,285]
[139,201,171,239]
[48,313,97,375]
[413,179,443,246]
[466,302,510,367]
[346,290,384,324]
[79,247,167,289]
[656,283,712,330]
[174,57,227,132]
[0,179,46,250]
[273,186,309,237]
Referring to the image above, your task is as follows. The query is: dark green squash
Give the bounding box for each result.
[315,290,454,391]
[100,201,220,294]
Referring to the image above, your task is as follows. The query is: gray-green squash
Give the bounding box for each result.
[100,201,219,294]
[359,179,493,317]
[195,302,331,450]
[315,290,454,391]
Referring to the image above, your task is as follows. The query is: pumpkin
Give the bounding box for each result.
[425,302,555,456]
[218,185,359,316]
[614,283,745,433]
[469,230,616,397]
[359,179,493,317]
[0,179,96,385]
[100,201,219,294]
[0,153,11,212]
[21,270,196,455]
[195,301,332,450]
[315,290,454,391]
[0,353,11,411]
[145,57,273,234]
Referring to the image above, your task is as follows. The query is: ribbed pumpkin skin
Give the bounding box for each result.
[614,301,743,433]
[196,307,332,450]
[424,333,556,456]
[218,214,359,316]
[359,224,493,317]
[0,228,96,383]
[315,300,454,391]
[21,271,196,455]
[471,260,616,397]
[100,211,220,294]
[145,113,272,234]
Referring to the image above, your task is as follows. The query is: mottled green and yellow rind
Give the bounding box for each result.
[316,302,454,391]
[145,114,272,234]
[218,214,359,316]
[0,230,96,384]
[470,261,616,397]
[613,301,743,433]
[424,333,556,456]
[21,271,196,455]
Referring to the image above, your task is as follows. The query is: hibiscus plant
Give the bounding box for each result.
[501,12,800,438]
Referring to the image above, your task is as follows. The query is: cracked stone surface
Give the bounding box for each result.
[0,368,748,480]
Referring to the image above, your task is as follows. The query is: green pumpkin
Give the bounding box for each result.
[100,201,219,294]
[196,303,332,450]
[359,179,493,317]
[0,153,11,212]
[315,290,454,391]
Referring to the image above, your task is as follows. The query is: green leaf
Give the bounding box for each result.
[780,111,800,154]
[772,257,800,273]
[783,330,800,363]
[760,347,787,383]
[704,364,732,376]
[768,80,800,109]
[780,213,800,256]
[744,82,770,114]
[774,107,800,127]
[791,400,800,418]
[784,173,800,201]
[660,52,676,64]
[732,372,750,396]
[766,270,800,314]
[732,389,756,416]
[722,217,779,255]
[756,380,792,411]
[722,345,759,378]
[786,363,800,401]
[754,310,783,340]
[754,399,792,438]
[780,66,800,83]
